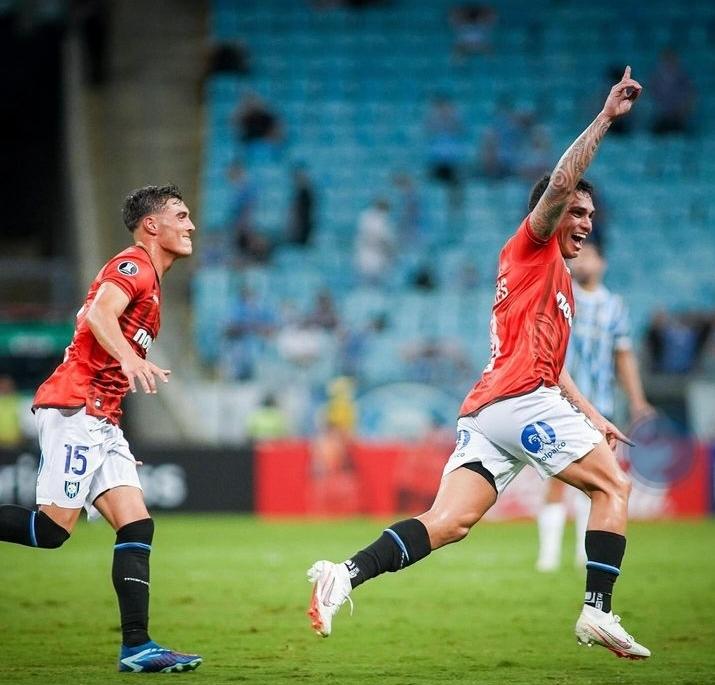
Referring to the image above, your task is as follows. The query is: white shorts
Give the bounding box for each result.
[35,407,142,518]
[443,386,604,493]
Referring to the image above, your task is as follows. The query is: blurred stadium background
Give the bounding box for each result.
[2,1,715,683]
[1,0,713,520]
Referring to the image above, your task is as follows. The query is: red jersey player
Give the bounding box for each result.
[307,68,651,660]
[0,185,202,672]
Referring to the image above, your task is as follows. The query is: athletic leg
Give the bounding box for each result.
[556,439,629,611]
[468,386,649,658]
[347,465,497,586]
[93,486,202,672]
[557,440,650,658]
[308,466,497,636]
[536,479,567,571]
[94,486,153,647]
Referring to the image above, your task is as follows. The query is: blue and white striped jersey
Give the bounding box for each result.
[566,283,632,419]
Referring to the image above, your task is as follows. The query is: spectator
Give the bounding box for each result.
[227,162,256,238]
[234,90,283,159]
[226,163,270,263]
[220,288,277,380]
[307,415,360,515]
[245,394,291,440]
[324,376,357,435]
[306,289,339,331]
[307,376,360,514]
[206,40,250,77]
[392,171,424,246]
[424,95,465,209]
[338,313,388,378]
[354,199,395,285]
[449,4,497,60]
[286,164,315,246]
[0,375,22,447]
[411,263,437,291]
[275,304,330,369]
[649,49,695,135]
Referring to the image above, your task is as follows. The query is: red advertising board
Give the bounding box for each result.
[255,439,711,519]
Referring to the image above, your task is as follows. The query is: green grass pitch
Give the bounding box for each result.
[1,515,714,684]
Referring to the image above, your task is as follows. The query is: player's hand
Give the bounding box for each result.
[590,413,634,450]
[601,66,642,120]
[602,418,634,450]
[120,353,171,394]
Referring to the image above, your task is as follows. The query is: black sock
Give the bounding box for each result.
[584,530,626,613]
[113,518,154,647]
[0,505,69,548]
[345,518,431,588]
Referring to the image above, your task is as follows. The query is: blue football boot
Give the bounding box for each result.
[118,640,203,673]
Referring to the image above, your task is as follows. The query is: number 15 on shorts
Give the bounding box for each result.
[64,444,89,476]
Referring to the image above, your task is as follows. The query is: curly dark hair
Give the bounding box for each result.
[527,174,594,212]
[122,184,184,232]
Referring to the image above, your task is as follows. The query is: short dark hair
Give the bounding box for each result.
[122,184,183,232]
[527,174,594,212]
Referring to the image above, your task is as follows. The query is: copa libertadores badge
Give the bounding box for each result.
[118,261,138,276]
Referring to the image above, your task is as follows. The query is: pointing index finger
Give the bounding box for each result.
[623,65,631,81]
[617,434,635,447]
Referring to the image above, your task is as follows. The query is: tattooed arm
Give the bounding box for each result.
[530,66,642,240]
[559,367,633,450]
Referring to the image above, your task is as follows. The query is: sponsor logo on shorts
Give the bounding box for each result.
[520,421,566,462]
[118,261,138,276]
[455,429,470,450]
[64,480,80,499]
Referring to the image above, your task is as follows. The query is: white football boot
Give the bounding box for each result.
[307,560,353,637]
[575,604,651,659]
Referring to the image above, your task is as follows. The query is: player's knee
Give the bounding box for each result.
[449,522,472,543]
[34,511,71,548]
[615,472,632,501]
[596,470,631,507]
[116,517,154,547]
[440,515,477,544]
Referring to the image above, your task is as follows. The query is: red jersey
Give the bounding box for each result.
[33,246,161,424]
[460,215,574,416]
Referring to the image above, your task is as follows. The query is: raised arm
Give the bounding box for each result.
[530,66,642,240]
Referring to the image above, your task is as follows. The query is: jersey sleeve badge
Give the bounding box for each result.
[118,261,139,276]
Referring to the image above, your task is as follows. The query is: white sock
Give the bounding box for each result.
[536,502,566,571]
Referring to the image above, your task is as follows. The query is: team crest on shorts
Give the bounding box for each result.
[64,480,80,499]
[118,261,138,276]
[520,421,557,454]
[455,429,471,450]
